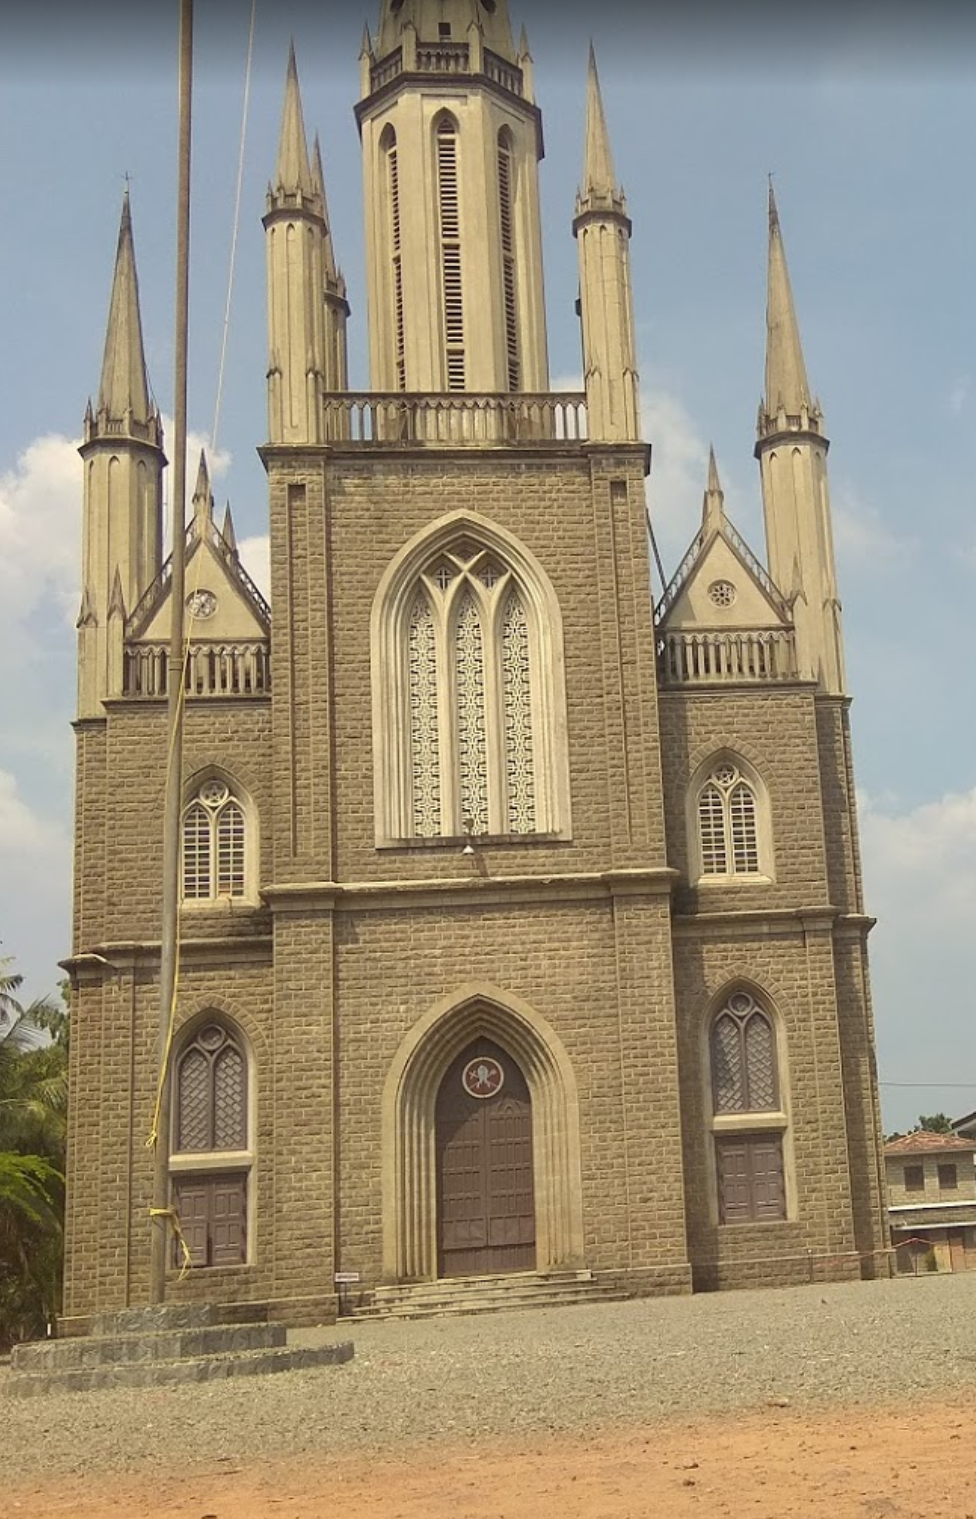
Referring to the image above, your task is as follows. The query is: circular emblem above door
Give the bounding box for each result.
[462,1055,505,1099]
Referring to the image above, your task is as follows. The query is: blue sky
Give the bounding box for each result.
[1,2,975,1131]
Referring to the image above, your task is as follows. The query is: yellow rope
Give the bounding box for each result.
[149,1206,193,1279]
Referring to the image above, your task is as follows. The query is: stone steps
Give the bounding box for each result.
[6,1303,353,1398]
[348,1272,635,1321]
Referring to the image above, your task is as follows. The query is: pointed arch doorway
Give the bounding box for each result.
[436,1038,536,1277]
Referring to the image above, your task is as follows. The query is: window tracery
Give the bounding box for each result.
[374,521,569,843]
[693,757,768,881]
[171,1020,251,1268]
[181,777,251,903]
[707,989,788,1225]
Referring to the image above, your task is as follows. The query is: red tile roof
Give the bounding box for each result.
[885,1130,976,1155]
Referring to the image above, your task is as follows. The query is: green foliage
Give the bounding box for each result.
[0,956,69,1351]
[918,1113,954,1134]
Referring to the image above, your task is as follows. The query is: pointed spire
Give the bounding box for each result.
[108,566,127,621]
[191,449,213,531]
[274,42,314,199]
[702,445,726,531]
[220,502,237,554]
[359,20,373,59]
[76,584,97,630]
[312,134,338,278]
[518,23,531,58]
[763,181,812,420]
[97,189,153,426]
[583,44,617,200]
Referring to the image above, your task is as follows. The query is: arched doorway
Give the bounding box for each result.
[381,983,585,1283]
[435,1038,536,1277]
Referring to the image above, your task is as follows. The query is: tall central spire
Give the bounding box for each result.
[762,182,813,425]
[97,189,154,427]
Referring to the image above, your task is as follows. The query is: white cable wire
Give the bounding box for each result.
[210,0,257,460]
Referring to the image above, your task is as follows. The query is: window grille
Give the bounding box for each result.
[172,1021,249,1268]
[709,990,786,1224]
[403,539,542,837]
[696,761,762,878]
[710,991,778,1114]
[181,778,249,903]
[497,132,520,391]
[176,1023,247,1151]
[437,118,465,390]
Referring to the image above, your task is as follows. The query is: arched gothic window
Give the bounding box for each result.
[170,1021,252,1267]
[707,990,787,1224]
[692,756,770,881]
[181,777,250,904]
[373,519,571,844]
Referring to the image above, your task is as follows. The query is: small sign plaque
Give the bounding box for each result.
[334,1271,361,1284]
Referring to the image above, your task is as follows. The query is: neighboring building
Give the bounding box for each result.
[885,1131,976,1274]
[62,0,888,1330]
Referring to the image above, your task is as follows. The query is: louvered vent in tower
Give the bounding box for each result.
[497,131,520,391]
[436,116,465,391]
[384,128,406,391]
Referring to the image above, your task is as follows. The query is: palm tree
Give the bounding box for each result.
[0,958,68,1348]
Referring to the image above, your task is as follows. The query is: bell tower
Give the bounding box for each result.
[357,0,548,392]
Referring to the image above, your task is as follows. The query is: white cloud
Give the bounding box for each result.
[0,769,72,1000]
[832,482,913,572]
[238,534,270,599]
[859,785,976,1125]
[640,385,709,560]
[949,376,972,418]
[860,785,976,929]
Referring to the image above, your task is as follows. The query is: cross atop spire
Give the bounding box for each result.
[272,42,315,205]
[96,189,154,429]
[761,181,816,431]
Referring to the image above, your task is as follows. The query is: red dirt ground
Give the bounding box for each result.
[3,1401,973,1519]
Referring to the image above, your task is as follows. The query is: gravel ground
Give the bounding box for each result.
[3,1273,976,1483]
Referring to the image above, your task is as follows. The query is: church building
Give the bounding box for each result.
[63,0,888,1329]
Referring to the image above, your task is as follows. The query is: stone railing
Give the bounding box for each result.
[322,392,587,446]
[368,43,522,95]
[658,629,798,686]
[370,48,403,91]
[123,641,271,699]
[483,48,523,95]
[415,41,469,73]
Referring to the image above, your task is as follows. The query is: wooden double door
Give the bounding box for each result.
[435,1038,536,1277]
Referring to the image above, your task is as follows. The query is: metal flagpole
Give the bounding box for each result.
[150,0,194,1305]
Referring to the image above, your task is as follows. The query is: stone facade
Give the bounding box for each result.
[62,2,888,1330]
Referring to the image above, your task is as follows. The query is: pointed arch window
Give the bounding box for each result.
[170,1020,252,1268]
[692,756,771,882]
[181,777,253,904]
[373,522,570,843]
[436,115,465,390]
[707,990,788,1225]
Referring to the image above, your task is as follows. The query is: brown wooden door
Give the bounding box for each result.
[436,1038,535,1277]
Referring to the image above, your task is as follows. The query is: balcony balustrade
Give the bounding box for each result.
[322,391,587,446]
[123,641,271,699]
[658,628,798,686]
